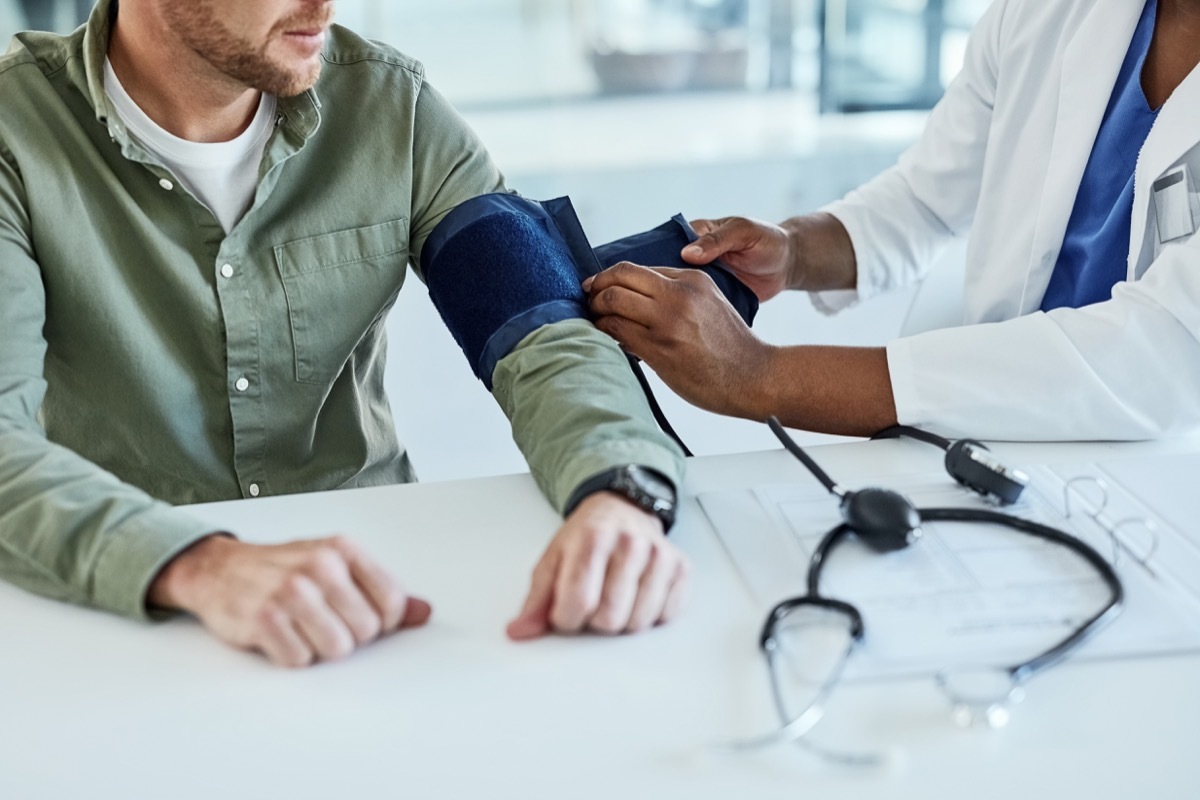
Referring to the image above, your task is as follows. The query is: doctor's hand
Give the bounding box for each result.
[584,262,771,419]
[149,535,432,668]
[682,212,857,299]
[681,216,795,300]
[506,492,690,640]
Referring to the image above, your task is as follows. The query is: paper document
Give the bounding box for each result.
[699,459,1200,681]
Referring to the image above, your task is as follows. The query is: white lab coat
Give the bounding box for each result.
[821,0,1200,440]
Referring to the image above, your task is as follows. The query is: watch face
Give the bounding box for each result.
[628,466,676,504]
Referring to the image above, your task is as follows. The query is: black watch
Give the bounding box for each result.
[564,465,678,532]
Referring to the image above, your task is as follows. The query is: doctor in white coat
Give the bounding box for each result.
[584,0,1200,440]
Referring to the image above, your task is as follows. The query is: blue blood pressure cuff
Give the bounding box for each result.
[421,192,758,389]
[591,215,759,326]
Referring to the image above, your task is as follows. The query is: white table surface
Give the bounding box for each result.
[3,437,1198,800]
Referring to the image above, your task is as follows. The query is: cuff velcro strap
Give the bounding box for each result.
[422,194,590,389]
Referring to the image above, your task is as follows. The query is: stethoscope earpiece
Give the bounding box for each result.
[943,440,1029,506]
[873,426,1029,506]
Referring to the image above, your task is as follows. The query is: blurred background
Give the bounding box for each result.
[2,0,986,482]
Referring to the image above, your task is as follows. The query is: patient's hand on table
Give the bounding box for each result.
[506,493,691,640]
[149,535,431,667]
[148,494,688,664]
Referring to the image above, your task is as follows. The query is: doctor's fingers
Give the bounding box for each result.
[687,218,724,237]
[682,216,769,262]
[588,283,672,327]
[594,313,655,361]
[594,265,719,311]
[583,261,672,296]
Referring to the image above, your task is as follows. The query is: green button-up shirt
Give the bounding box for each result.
[0,1,683,620]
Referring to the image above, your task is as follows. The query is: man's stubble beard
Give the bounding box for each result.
[163,0,332,97]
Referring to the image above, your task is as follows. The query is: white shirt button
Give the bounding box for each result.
[249,483,261,497]
[235,377,250,392]
[220,263,234,279]
[158,178,174,191]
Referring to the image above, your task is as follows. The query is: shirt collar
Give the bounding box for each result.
[81,0,118,133]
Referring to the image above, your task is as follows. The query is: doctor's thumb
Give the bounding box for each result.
[683,218,745,264]
[682,231,726,264]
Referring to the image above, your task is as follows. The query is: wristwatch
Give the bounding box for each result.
[564,465,678,532]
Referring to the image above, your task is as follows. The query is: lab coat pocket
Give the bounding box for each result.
[274,218,410,385]
[1137,149,1200,278]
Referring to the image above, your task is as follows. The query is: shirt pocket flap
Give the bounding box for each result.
[275,218,410,277]
[274,219,410,385]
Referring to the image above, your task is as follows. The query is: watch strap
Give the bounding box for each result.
[563,465,677,532]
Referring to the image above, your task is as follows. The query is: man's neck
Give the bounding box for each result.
[107,4,261,143]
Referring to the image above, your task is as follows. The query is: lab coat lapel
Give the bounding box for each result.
[1021,0,1144,314]
[1129,63,1200,278]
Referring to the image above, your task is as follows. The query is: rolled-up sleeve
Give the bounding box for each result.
[407,78,684,510]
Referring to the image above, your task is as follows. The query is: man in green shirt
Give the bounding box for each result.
[0,0,688,667]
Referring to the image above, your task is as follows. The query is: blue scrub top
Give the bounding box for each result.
[1040,0,1160,312]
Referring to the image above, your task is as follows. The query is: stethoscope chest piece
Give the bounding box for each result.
[840,488,922,553]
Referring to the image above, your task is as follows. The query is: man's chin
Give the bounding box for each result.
[260,62,322,97]
[282,67,322,97]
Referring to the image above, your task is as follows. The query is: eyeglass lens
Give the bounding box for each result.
[935,666,1022,729]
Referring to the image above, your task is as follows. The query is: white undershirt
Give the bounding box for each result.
[104,59,277,233]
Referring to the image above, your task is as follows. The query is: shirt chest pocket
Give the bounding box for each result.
[275,219,410,385]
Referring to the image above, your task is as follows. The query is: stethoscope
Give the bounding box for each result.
[734,418,1125,762]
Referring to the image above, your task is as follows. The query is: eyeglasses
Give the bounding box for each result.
[1062,476,1160,579]
[730,419,1126,764]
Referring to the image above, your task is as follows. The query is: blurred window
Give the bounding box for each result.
[2,0,989,113]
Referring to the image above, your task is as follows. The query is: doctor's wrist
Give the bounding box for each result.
[782,213,857,293]
[724,343,786,422]
[738,345,897,436]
